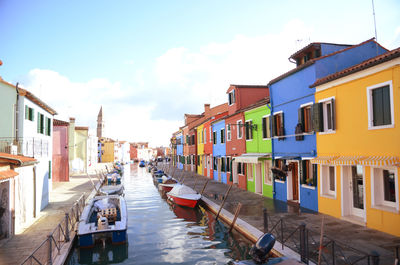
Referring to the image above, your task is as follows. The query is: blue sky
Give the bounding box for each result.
[1,0,399,146]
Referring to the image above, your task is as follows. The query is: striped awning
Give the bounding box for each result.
[359,156,400,167]
[332,156,365,165]
[311,156,338,164]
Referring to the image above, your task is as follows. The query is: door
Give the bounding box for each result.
[52,127,69,182]
[256,163,262,194]
[291,162,299,201]
[350,165,364,217]
[218,158,221,182]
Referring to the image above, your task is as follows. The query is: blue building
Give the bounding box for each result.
[176,131,184,169]
[212,119,227,183]
[268,39,387,211]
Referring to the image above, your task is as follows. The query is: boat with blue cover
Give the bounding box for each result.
[78,195,127,247]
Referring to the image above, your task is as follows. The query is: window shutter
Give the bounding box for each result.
[313,164,318,186]
[25,105,28,120]
[298,108,304,131]
[37,112,40,133]
[279,113,285,140]
[312,103,323,132]
[271,115,276,137]
[301,160,307,184]
[382,85,391,125]
[330,98,336,130]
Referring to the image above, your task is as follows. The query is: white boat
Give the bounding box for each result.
[167,184,201,208]
[78,195,127,247]
[99,184,124,195]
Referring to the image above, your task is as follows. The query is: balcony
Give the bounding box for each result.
[0,137,49,158]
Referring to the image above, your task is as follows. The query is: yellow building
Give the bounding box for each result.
[311,48,400,236]
[196,124,205,175]
[99,138,116,163]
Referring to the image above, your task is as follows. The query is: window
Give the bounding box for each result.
[227,124,231,141]
[367,81,394,129]
[25,105,34,121]
[186,135,189,145]
[298,104,312,133]
[264,160,272,185]
[321,165,336,197]
[228,90,236,105]
[248,164,253,180]
[226,157,231,173]
[191,135,195,146]
[237,162,245,175]
[237,120,243,139]
[273,160,286,181]
[46,117,51,136]
[301,160,317,187]
[262,115,271,139]
[209,127,212,143]
[220,129,225,144]
[272,112,285,140]
[245,120,253,140]
[213,131,217,144]
[213,157,217,170]
[322,99,335,132]
[221,157,226,172]
[37,112,44,134]
[203,128,206,143]
[372,168,398,210]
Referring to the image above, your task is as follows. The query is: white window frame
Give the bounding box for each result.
[226,124,231,141]
[237,120,243,139]
[203,128,206,143]
[209,127,212,143]
[228,90,236,106]
[366,80,395,130]
[318,96,336,135]
[371,166,399,212]
[320,165,336,198]
[245,119,253,141]
[262,114,271,140]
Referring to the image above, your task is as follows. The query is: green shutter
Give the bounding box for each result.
[330,98,336,130]
[25,105,28,120]
[313,164,318,186]
[279,113,285,139]
[298,108,304,131]
[312,103,323,132]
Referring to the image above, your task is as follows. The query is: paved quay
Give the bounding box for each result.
[0,173,103,265]
[162,164,400,265]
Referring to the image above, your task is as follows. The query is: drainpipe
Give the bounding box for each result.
[268,85,276,197]
[15,83,19,142]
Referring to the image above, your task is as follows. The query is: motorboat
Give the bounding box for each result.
[139,160,146,167]
[166,184,201,208]
[78,195,127,247]
[107,172,122,184]
[158,176,178,192]
[99,184,124,196]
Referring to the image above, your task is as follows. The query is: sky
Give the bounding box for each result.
[0,0,399,147]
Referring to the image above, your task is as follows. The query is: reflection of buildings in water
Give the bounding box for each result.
[78,242,128,264]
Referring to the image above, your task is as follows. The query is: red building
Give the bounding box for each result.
[225,84,269,190]
[52,119,69,182]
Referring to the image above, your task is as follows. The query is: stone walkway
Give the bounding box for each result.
[0,174,102,265]
[160,164,400,265]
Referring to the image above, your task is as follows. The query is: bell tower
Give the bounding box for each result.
[97,106,104,138]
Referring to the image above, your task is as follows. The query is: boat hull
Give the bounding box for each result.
[167,194,199,208]
[78,230,127,247]
[161,185,174,192]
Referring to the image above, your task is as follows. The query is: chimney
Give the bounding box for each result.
[204,104,211,117]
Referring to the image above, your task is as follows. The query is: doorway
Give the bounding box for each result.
[218,158,221,182]
[342,165,365,221]
[255,163,262,194]
[287,162,299,202]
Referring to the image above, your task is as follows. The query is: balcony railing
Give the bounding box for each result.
[0,137,49,158]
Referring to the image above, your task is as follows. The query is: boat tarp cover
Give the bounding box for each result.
[169,184,197,196]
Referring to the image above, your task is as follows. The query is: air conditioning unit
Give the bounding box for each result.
[5,145,18,155]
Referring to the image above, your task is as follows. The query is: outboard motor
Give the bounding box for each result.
[249,233,276,264]
[98,216,109,230]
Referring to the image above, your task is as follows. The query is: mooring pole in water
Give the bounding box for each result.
[263,208,268,233]
[200,179,209,195]
[228,202,242,233]
[216,184,233,220]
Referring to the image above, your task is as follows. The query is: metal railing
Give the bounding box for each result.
[20,194,86,265]
[264,213,382,265]
[0,137,49,158]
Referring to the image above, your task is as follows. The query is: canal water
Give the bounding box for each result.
[65,164,253,265]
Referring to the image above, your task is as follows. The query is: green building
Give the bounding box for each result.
[243,98,273,198]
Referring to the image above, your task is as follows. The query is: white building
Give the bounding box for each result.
[120,141,130,164]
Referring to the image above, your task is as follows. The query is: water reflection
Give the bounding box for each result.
[66,163,253,264]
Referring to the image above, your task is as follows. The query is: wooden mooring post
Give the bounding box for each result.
[200,179,209,195]
[228,202,242,233]
[215,184,233,220]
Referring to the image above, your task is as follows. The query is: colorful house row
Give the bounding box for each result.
[170,39,400,237]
